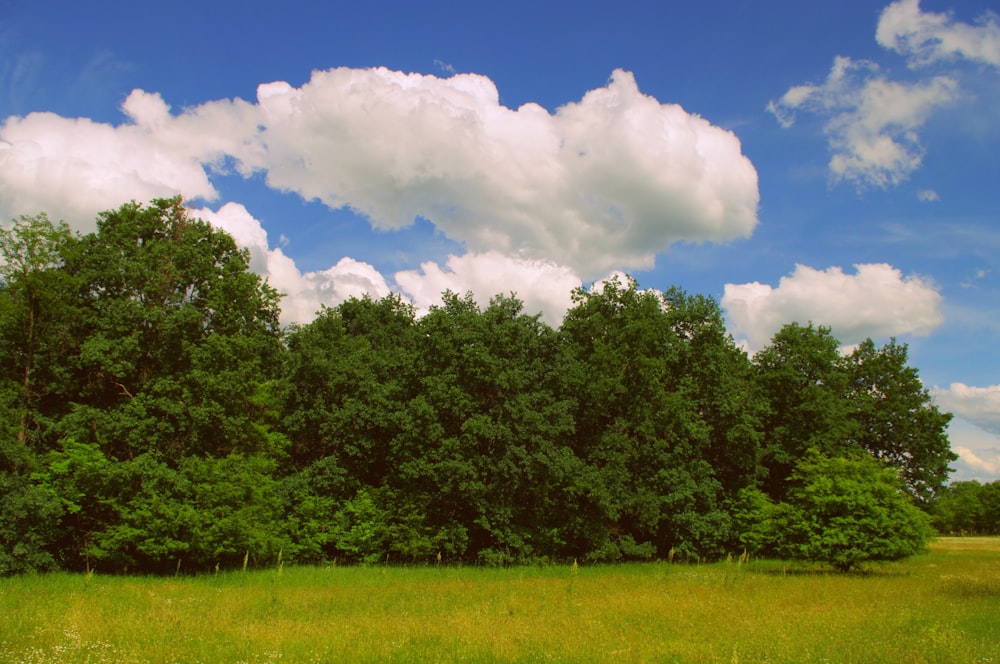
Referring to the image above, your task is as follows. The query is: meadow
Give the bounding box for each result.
[1,538,997,664]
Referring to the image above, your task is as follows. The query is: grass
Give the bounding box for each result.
[1,538,998,663]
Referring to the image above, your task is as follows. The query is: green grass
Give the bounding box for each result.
[1,538,998,663]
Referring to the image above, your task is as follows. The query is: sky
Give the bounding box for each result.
[1,0,998,482]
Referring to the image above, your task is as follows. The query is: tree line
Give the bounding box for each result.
[0,199,959,574]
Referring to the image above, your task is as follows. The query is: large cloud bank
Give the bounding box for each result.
[722,263,943,351]
[243,68,759,277]
[0,67,759,323]
[0,69,758,263]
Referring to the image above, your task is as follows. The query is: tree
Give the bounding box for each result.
[395,291,575,563]
[0,470,63,574]
[931,480,1000,535]
[280,294,416,475]
[753,323,855,499]
[659,287,764,497]
[60,198,285,461]
[557,276,732,560]
[844,338,955,502]
[754,326,955,503]
[0,213,77,457]
[776,451,934,572]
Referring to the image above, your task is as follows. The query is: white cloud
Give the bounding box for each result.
[722,263,944,351]
[0,68,762,326]
[768,56,957,189]
[929,398,1000,483]
[917,188,939,202]
[192,203,581,328]
[931,383,1000,436]
[946,418,1000,482]
[189,202,391,325]
[953,445,1000,481]
[1,67,759,283]
[394,250,581,327]
[235,67,759,278]
[0,90,258,229]
[877,0,1000,69]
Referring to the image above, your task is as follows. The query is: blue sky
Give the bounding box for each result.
[1,0,998,481]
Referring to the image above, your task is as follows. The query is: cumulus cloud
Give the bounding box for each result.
[931,383,1000,435]
[236,67,759,278]
[917,188,939,202]
[394,250,581,327]
[1,67,759,309]
[768,56,957,189]
[722,263,944,351]
[877,0,1000,69]
[0,90,258,229]
[192,203,580,328]
[190,203,391,325]
[953,446,1000,480]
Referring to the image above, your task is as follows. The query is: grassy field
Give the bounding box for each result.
[1,538,997,663]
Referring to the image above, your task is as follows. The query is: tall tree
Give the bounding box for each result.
[753,323,856,499]
[558,276,730,560]
[844,339,955,502]
[394,292,575,562]
[281,294,417,476]
[60,198,285,461]
[659,287,764,497]
[0,213,77,459]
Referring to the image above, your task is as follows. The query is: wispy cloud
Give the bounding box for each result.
[768,56,957,189]
[433,59,456,75]
[877,0,1000,69]
[769,0,1000,190]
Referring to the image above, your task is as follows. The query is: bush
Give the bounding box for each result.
[776,451,934,572]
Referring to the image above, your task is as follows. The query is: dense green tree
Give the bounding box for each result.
[31,438,119,571]
[394,292,575,563]
[557,277,732,560]
[754,323,855,499]
[277,456,353,563]
[931,480,1000,535]
[0,213,77,457]
[659,287,764,496]
[775,451,934,572]
[0,206,964,575]
[982,482,1000,535]
[60,198,285,461]
[281,294,416,476]
[844,339,955,502]
[0,470,63,574]
[754,325,955,503]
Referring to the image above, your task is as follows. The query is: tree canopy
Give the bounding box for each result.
[0,201,958,574]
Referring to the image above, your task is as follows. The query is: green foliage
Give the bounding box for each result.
[775,451,935,571]
[0,213,77,456]
[61,197,284,461]
[931,480,1000,535]
[0,201,963,572]
[754,324,955,503]
[0,471,63,574]
[557,277,747,560]
[844,339,955,502]
[729,487,780,556]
